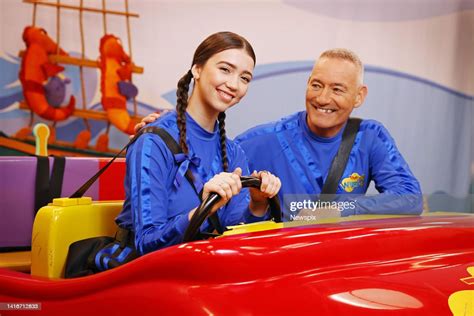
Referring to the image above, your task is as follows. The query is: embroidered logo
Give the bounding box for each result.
[340,173,365,192]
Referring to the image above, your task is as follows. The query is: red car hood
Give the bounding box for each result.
[0,214,473,315]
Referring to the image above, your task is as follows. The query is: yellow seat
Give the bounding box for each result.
[31,197,123,279]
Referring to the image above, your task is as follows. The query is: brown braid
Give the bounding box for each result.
[217,112,229,172]
[176,70,193,154]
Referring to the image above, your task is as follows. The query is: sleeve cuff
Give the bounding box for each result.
[340,208,356,217]
[175,213,191,236]
[244,206,270,223]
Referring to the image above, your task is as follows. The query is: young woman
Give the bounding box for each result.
[116,32,281,255]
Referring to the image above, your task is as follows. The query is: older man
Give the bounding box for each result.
[235,49,422,219]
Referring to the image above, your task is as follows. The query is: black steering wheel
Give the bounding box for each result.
[183,176,282,242]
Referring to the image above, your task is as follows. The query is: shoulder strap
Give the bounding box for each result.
[71,126,190,198]
[140,127,200,195]
[50,156,66,200]
[142,127,224,234]
[70,136,134,198]
[69,126,224,234]
[320,118,362,201]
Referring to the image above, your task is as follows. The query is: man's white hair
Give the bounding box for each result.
[319,48,364,86]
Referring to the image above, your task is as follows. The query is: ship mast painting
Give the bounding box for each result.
[1,0,147,156]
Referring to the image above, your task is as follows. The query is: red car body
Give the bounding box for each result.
[0,214,473,315]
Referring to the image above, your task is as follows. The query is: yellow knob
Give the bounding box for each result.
[33,123,50,156]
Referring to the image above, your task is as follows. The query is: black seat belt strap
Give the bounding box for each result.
[69,126,225,234]
[70,141,130,198]
[320,118,362,201]
[141,127,199,194]
[50,156,66,200]
[35,156,66,214]
[35,156,50,213]
[69,126,159,198]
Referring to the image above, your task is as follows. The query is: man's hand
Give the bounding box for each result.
[129,111,166,139]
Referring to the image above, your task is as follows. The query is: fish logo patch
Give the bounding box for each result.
[340,173,365,192]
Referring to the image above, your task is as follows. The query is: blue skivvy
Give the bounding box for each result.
[116,111,264,255]
[235,111,422,219]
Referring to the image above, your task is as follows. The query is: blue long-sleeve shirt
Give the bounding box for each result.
[235,111,422,219]
[116,111,262,254]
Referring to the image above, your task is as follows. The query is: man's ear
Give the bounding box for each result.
[191,64,201,80]
[354,85,368,108]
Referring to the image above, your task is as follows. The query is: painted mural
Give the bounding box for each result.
[0,0,472,205]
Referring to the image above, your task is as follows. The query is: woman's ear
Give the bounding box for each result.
[191,64,200,80]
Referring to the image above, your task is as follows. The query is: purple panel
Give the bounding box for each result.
[0,157,37,248]
[61,158,99,199]
[0,157,100,248]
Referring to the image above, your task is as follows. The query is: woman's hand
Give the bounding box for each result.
[249,170,281,217]
[199,167,244,217]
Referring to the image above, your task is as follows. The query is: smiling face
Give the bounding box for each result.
[305,57,367,138]
[189,48,254,117]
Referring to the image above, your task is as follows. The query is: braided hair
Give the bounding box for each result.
[175,31,256,172]
[217,112,229,171]
[176,69,193,154]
